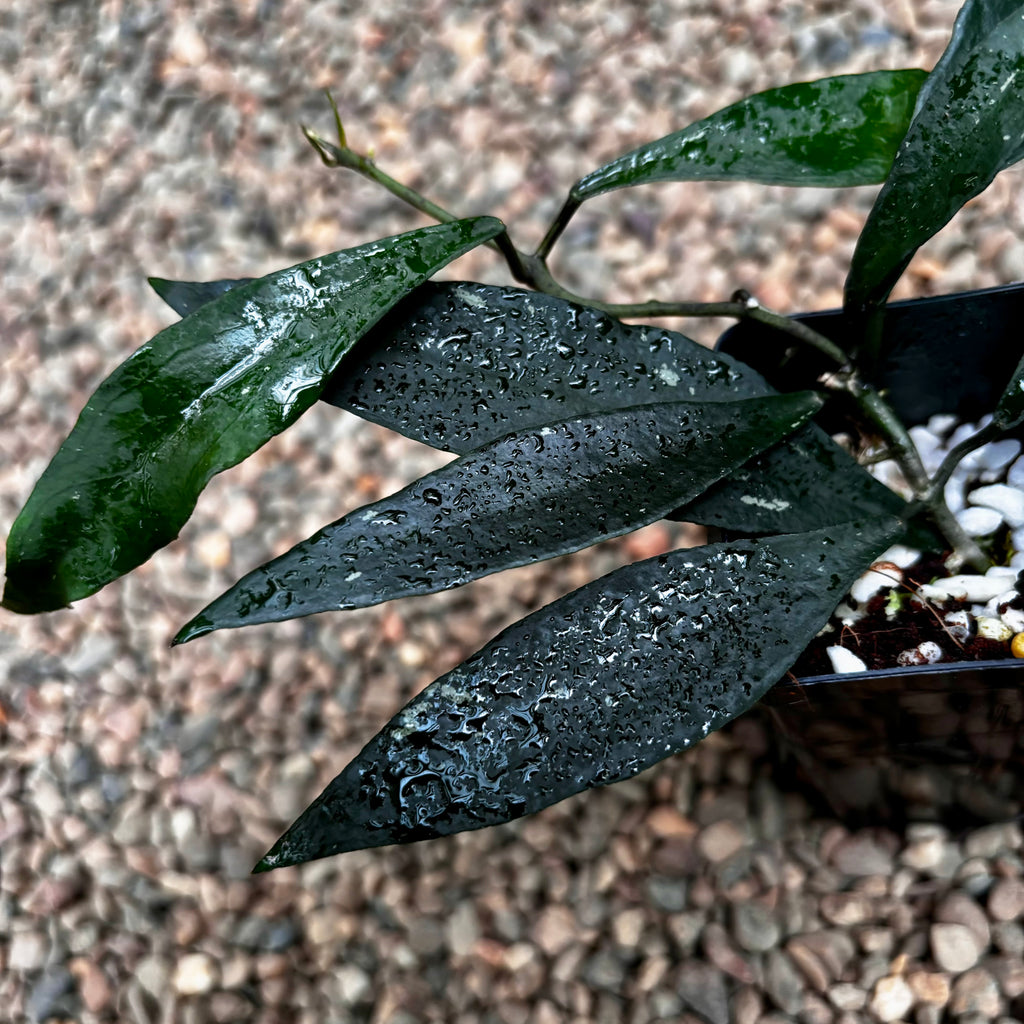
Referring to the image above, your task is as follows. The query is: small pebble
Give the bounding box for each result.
[950,968,1002,1018]
[965,822,1023,858]
[989,878,1024,922]
[869,975,914,1022]
[900,825,951,873]
[907,970,951,1007]
[831,834,895,876]
[935,891,990,950]
[945,476,967,512]
[696,820,748,863]
[172,954,219,996]
[828,983,866,1011]
[732,902,780,953]
[931,923,983,972]
[926,413,959,436]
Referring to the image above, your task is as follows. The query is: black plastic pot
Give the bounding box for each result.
[759,661,1024,828]
[718,281,1024,428]
[717,285,1024,827]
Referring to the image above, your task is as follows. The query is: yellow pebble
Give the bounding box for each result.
[1012,633,1024,659]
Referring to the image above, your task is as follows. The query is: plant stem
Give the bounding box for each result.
[927,500,989,573]
[852,382,930,494]
[535,194,581,262]
[925,421,1003,502]
[841,379,988,572]
[305,118,990,570]
[304,129,459,228]
[305,127,853,368]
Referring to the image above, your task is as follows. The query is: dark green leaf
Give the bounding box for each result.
[994,352,1024,429]
[3,218,503,613]
[680,426,904,534]
[846,6,1024,313]
[571,70,927,201]
[254,516,900,868]
[326,282,901,532]
[175,392,822,643]
[149,277,255,318]
[911,0,1024,115]
[152,280,900,531]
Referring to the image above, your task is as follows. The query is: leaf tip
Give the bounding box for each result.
[147,277,171,299]
[171,616,214,647]
[251,830,300,873]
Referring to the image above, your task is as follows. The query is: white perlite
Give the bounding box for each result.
[849,564,901,605]
[1001,604,1024,633]
[877,544,921,570]
[969,483,1024,528]
[1008,454,1024,490]
[826,646,867,674]
[897,641,943,666]
[917,575,1009,604]
[943,610,973,642]
[974,437,1021,474]
[976,616,1014,642]
[956,505,1004,536]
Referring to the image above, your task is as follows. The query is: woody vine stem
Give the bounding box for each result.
[303,105,992,572]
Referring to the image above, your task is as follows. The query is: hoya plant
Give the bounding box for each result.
[6,0,1024,871]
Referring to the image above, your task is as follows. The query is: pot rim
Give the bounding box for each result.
[765,656,1024,707]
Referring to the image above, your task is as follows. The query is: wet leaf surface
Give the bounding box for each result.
[846,4,1024,312]
[3,218,502,613]
[571,70,927,200]
[328,283,768,451]
[155,279,899,533]
[148,277,255,318]
[680,425,904,533]
[175,392,821,642]
[254,516,901,868]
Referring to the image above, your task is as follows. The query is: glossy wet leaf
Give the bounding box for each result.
[910,0,1024,117]
[846,5,1024,314]
[175,392,821,642]
[571,70,927,201]
[328,283,898,531]
[153,280,899,532]
[994,351,1024,429]
[149,276,255,318]
[680,430,903,533]
[254,516,900,868]
[156,278,769,448]
[3,217,502,613]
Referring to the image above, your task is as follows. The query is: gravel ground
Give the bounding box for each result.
[4,2,1024,1022]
